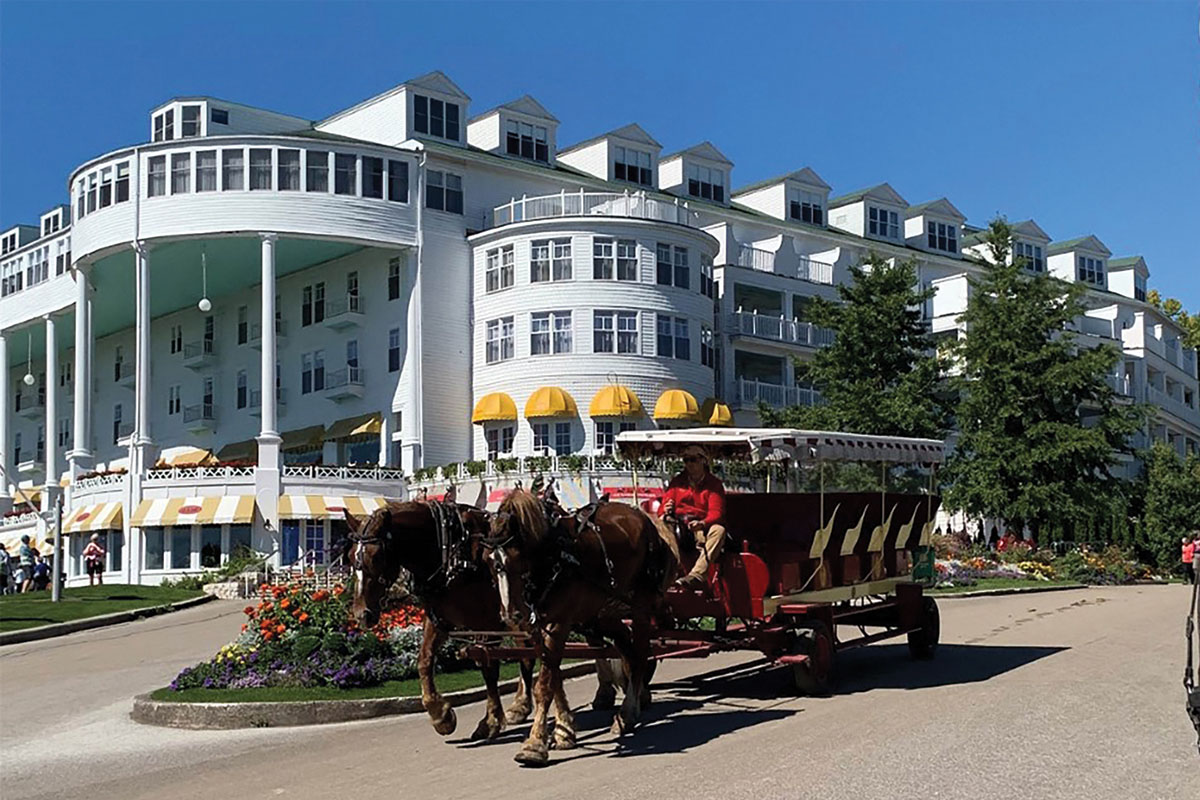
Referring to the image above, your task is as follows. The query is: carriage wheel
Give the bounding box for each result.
[907,597,940,660]
[791,621,835,696]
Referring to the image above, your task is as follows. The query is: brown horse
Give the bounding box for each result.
[346,500,619,741]
[487,490,679,766]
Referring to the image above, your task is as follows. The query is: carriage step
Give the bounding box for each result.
[775,653,811,666]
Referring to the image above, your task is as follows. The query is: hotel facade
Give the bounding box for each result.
[2,71,1197,584]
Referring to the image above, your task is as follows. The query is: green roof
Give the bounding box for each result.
[829,184,889,207]
[1047,235,1104,255]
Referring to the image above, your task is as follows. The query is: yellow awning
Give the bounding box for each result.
[278,495,393,520]
[131,495,256,527]
[63,501,124,534]
[216,439,256,462]
[281,425,327,451]
[524,386,578,419]
[653,389,700,421]
[156,446,218,468]
[59,475,71,487]
[326,412,382,440]
[472,392,517,424]
[12,488,41,508]
[589,385,644,417]
[2,532,50,554]
[700,398,734,427]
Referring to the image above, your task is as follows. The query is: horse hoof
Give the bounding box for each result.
[551,729,577,750]
[515,743,550,767]
[433,707,457,736]
[591,688,616,711]
[505,705,531,725]
[471,717,504,741]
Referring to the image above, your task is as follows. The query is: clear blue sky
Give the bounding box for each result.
[2,1,1196,306]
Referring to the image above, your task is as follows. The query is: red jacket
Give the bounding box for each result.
[661,472,726,527]
[1184,541,1195,564]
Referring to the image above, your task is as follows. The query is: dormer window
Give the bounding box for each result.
[613,146,652,187]
[687,164,724,202]
[181,105,202,137]
[1134,274,1147,302]
[210,107,229,126]
[413,94,460,141]
[788,189,823,225]
[152,109,175,142]
[1077,256,1105,286]
[506,120,549,162]
[926,221,958,254]
[1014,241,1044,272]
[868,206,899,239]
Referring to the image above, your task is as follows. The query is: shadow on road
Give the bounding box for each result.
[834,642,1068,694]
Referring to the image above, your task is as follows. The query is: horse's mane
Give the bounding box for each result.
[502,490,549,544]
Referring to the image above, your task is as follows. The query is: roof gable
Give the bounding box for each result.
[497,94,559,123]
[1107,255,1148,274]
[661,141,733,166]
[732,167,831,198]
[1010,219,1051,242]
[404,70,471,101]
[1048,234,1111,257]
[829,182,907,209]
[559,122,662,155]
[905,197,965,221]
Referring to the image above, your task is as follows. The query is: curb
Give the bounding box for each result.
[0,594,217,646]
[931,583,1087,600]
[131,661,598,730]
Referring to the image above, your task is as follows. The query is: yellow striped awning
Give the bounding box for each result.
[589,385,644,418]
[653,389,700,421]
[472,392,517,424]
[156,446,218,468]
[326,412,382,440]
[217,439,256,462]
[130,495,256,528]
[524,386,578,419]
[281,425,327,451]
[700,398,734,427]
[278,495,392,520]
[13,488,41,508]
[63,501,124,534]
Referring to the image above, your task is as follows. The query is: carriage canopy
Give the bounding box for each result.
[614,427,946,466]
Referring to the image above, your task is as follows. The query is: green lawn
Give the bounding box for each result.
[0,584,204,632]
[929,577,1083,595]
[150,661,528,703]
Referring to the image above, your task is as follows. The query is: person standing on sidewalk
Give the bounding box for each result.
[83,533,107,586]
[1183,536,1196,585]
[17,535,35,593]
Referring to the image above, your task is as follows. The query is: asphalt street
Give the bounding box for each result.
[1,585,1196,800]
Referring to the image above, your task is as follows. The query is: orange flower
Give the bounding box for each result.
[263,631,274,640]
[333,585,345,596]
[280,598,290,609]
[312,590,329,602]
[298,612,309,622]
[243,605,254,615]
[275,624,286,634]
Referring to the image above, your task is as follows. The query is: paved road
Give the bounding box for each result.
[1,586,1196,800]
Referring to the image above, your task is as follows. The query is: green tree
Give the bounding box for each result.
[1142,443,1200,568]
[760,253,951,438]
[943,218,1147,543]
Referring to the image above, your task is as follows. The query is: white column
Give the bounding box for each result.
[133,241,152,450]
[43,315,58,513]
[69,268,93,488]
[255,233,282,552]
[0,331,10,515]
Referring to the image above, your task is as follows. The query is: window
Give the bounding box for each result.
[59,359,72,387]
[168,385,181,415]
[346,271,359,302]
[306,151,328,192]
[532,422,571,455]
[35,425,44,462]
[484,425,515,459]
[1077,256,1105,286]
[144,528,165,570]
[196,151,217,191]
[237,306,248,344]
[656,243,672,285]
[301,283,325,326]
[222,149,244,191]
[13,433,20,464]
[789,188,824,225]
[593,238,614,280]
[1134,274,1147,302]
[593,311,638,354]
[532,422,551,453]
[116,162,130,202]
[617,239,638,281]
[426,170,463,213]
[529,239,570,282]
[249,149,272,190]
[613,145,653,186]
[210,107,229,126]
[153,113,165,143]
[1014,241,1044,272]
[277,149,300,191]
[181,105,201,137]
[387,159,409,202]
[388,257,402,300]
[147,156,166,197]
[99,167,113,207]
[198,527,222,568]
[57,417,70,448]
[673,246,689,289]
[552,239,572,280]
[926,221,958,253]
[388,327,401,372]
[554,312,573,353]
[658,315,689,359]
[700,326,715,368]
[486,317,515,364]
[595,421,636,455]
[301,350,325,394]
[346,339,359,371]
[169,325,182,354]
[203,315,215,347]
[506,120,549,162]
[171,527,191,570]
[229,525,252,559]
[687,163,725,202]
[362,156,383,198]
[303,520,324,565]
[868,206,899,239]
[164,109,174,140]
[531,311,572,355]
[485,246,514,292]
[236,370,248,409]
[112,404,122,445]
[530,240,551,283]
[700,254,715,299]
[413,94,460,141]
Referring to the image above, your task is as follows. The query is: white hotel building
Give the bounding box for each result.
[2,71,1197,584]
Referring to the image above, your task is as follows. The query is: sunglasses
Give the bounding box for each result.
[683,456,703,464]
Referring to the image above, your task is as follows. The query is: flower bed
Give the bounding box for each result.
[168,582,456,692]
[932,541,1161,589]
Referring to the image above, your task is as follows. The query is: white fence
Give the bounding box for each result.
[734,245,834,285]
[734,378,822,409]
[727,311,835,348]
[491,190,698,228]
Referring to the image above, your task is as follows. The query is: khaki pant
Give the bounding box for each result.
[686,523,727,581]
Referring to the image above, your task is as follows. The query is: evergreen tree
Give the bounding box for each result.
[1142,443,1200,568]
[942,218,1147,543]
[761,253,950,438]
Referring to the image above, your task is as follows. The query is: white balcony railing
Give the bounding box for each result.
[74,471,127,492]
[1146,384,1197,421]
[249,319,288,346]
[14,390,44,416]
[1074,316,1115,339]
[282,464,405,482]
[490,189,698,229]
[733,245,834,285]
[325,367,363,390]
[144,464,256,484]
[1104,374,1133,397]
[734,378,822,409]
[325,293,362,319]
[0,511,41,528]
[727,311,835,348]
[182,402,216,424]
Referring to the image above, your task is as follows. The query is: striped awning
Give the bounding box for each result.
[130,495,256,527]
[278,495,392,520]
[217,439,256,462]
[156,446,217,468]
[281,425,327,451]
[63,502,124,534]
[326,412,382,440]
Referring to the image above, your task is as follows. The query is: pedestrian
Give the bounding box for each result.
[1186,535,1199,586]
[0,542,10,594]
[83,533,107,586]
[32,556,50,592]
[18,534,35,593]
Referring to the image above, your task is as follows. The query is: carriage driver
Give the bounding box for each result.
[661,445,727,589]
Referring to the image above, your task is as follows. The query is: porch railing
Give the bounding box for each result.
[490,189,698,228]
[732,245,835,285]
[282,464,405,482]
[727,311,835,347]
[734,378,822,409]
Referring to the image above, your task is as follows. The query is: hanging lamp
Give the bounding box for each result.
[197,245,212,312]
